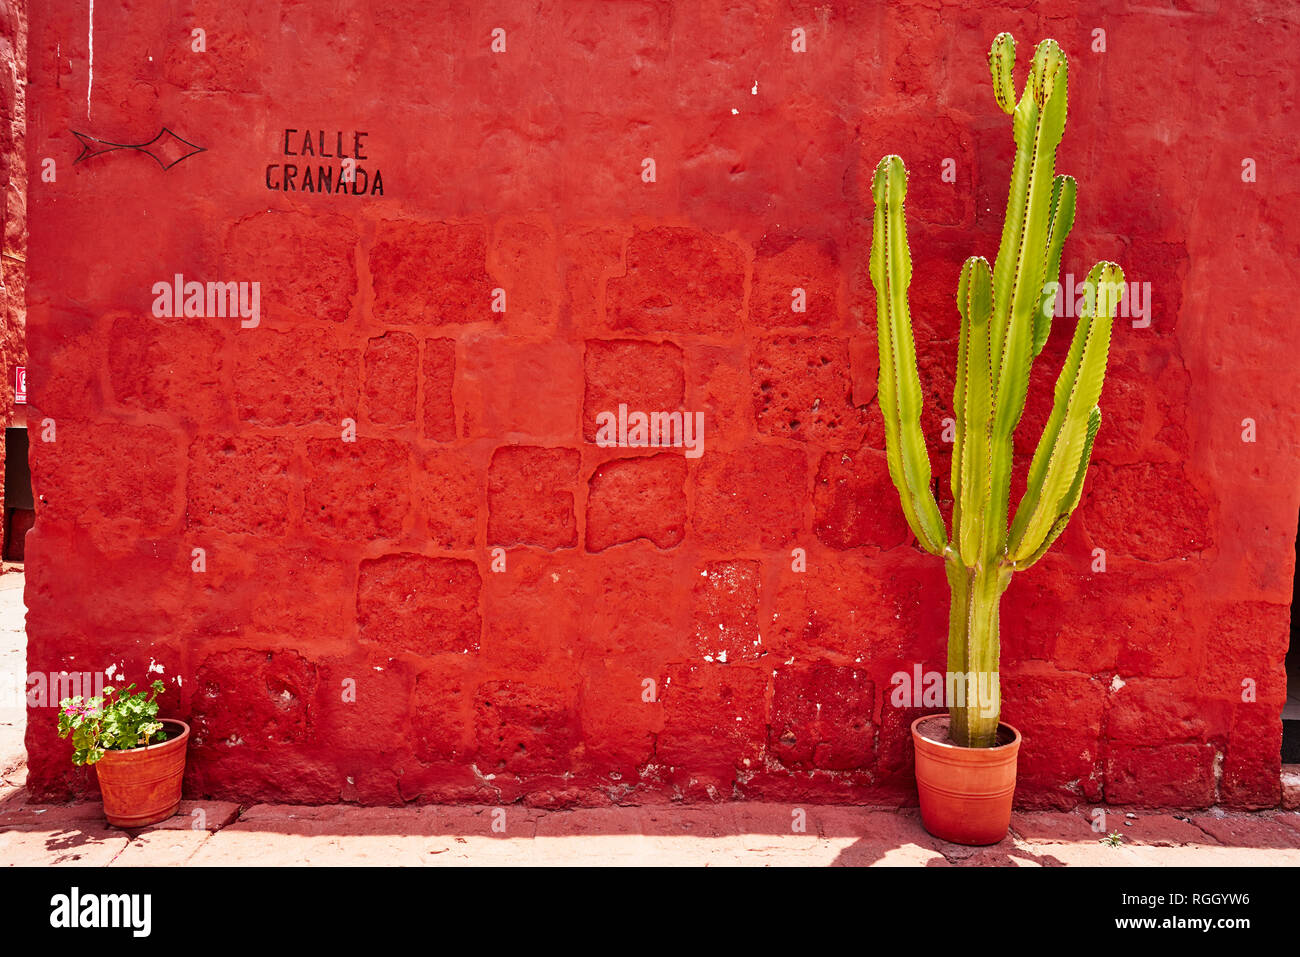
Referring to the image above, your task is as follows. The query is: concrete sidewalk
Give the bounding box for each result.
[1,773,1298,866]
[0,569,26,790]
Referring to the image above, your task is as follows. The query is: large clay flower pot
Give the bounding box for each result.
[911,714,1021,845]
[94,719,189,828]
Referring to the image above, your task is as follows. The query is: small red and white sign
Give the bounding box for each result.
[14,365,25,405]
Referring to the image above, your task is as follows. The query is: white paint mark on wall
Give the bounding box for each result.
[87,0,94,118]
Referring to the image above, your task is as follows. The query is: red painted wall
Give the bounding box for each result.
[1,0,26,543]
[22,1,1300,809]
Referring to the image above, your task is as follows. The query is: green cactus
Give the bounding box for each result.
[869,34,1125,748]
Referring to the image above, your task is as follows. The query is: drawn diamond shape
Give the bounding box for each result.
[72,127,206,170]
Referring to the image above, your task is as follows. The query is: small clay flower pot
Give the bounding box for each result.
[94,719,189,828]
[911,714,1021,846]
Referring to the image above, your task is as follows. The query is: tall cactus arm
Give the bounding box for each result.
[1033,175,1077,358]
[953,256,994,566]
[989,33,1017,114]
[1011,406,1101,570]
[1007,262,1123,563]
[984,39,1070,557]
[870,155,949,556]
[989,39,1069,394]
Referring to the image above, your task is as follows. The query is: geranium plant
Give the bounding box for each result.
[57,680,169,765]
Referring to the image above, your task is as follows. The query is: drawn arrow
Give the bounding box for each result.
[71,127,206,170]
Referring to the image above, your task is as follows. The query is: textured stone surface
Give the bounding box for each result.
[357,554,482,656]
[370,221,493,327]
[19,2,1300,812]
[487,446,579,549]
[606,227,745,334]
[585,454,686,551]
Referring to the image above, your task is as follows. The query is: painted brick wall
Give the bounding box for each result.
[22,1,1300,809]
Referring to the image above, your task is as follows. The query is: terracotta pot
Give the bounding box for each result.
[911,714,1021,845]
[94,719,189,828]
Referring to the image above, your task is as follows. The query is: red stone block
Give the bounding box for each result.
[412,446,480,550]
[691,560,763,663]
[185,748,345,806]
[1000,564,1080,666]
[191,649,318,747]
[24,527,186,638]
[691,444,808,549]
[1201,601,1290,701]
[363,331,418,426]
[585,454,687,552]
[1105,744,1217,808]
[561,226,627,331]
[578,663,660,772]
[487,446,579,548]
[684,344,754,455]
[1001,670,1107,733]
[1109,238,1188,337]
[1090,338,1193,467]
[905,236,970,346]
[848,334,879,408]
[874,702,929,786]
[241,545,352,638]
[474,680,580,774]
[913,339,957,457]
[770,661,874,770]
[1220,705,1283,809]
[1082,462,1213,562]
[234,328,360,426]
[107,313,229,421]
[1041,562,1204,680]
[314,655,414,755]
[1014,730,1104,810]
[411,662,476,763]
[750,335,868,448]
[814,449,912,550]
[750,235,840,329]
[488,219,561,334]
[186,433,295,536]
[459,334,580,440]
[767,551,944,661]
[606,227,746,334]
[1105,678,1229,746]
[370,220,493,327]
[582,339,685,442]
[574,544,692,663]
[657,663,768,774]
[357,553,482,656]
[303,437,411,541]
[481,549,584,670]
[26,314,99,420]
[224,210,357,324]
[33,423,184,535]
[422,337,457,441]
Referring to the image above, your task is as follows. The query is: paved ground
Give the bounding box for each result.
[1,781,1299,865]
[0,570,26,791]
[2,570,1298,866]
